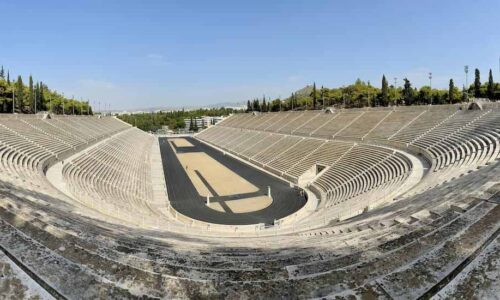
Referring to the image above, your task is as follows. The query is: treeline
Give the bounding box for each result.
[247,68,500,112]
[117,107,241,132]
[0,65,92,114]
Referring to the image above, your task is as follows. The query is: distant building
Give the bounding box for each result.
[184,116,224,131]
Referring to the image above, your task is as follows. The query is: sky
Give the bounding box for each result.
[1,0,499,110]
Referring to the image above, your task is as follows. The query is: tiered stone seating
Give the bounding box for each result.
[336,110,391,139]
[62,127,155,220]
[284,141,354,181]
[0,108,498,298]
[364,109,424,140]
[267,138,325,176]
[389,108,458,144]
[311,145,410,208]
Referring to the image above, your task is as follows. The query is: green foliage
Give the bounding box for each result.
[117,107,241,132]
[0,65,92,114]
[448,79,455,104]
[487,69,494,99]
[474,68,481,97]
[311,82,317,109]
[381,75,389,106]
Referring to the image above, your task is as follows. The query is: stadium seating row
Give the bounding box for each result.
[0,108,498,298]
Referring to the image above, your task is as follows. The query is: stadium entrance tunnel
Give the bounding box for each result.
[158,137,308,225]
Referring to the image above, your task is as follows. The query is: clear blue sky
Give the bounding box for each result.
[1,0,499,110]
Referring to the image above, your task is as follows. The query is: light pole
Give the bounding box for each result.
[429,72,433,105]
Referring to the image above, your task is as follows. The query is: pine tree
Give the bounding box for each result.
[487,69,494,99]
[448,79,455,104]
[247,100,251,112]
[474,68,481,97]
[7,71,10,84]
[381,75,388,106]
[0,66,4,79]
[311,82,317,109]
[262,98,267,112]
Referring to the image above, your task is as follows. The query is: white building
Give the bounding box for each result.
[184,116,224,131]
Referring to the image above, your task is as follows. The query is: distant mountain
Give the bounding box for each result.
[293,85,314,97]
[117,101,246,114]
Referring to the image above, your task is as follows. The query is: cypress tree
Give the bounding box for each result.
[15,76,24,113]
[402,78,414,105]
[247,100,251,112]
[7,71,10,84]
[0,66,4,79]
[474,68,481,97]
[448,79,455,104]
[262,98,267,112]
[381,75,388,106]
[252,99,260,112]
[189,117,194,131]
[311,82,317,109]
[320,85,324,108]
[29,75,34,113]
[487,69,494,99]
[39,82,45,110]
[193,118,198,131]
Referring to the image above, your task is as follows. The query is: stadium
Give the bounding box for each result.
[2,1,500,299]
[1,101,499,298]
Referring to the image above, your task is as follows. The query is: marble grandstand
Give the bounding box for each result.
[0,102,499,299]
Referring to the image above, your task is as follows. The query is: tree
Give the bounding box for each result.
[189,117,194,131]
[0,66,4,79]
[193,118,198,131]
[29,75,34,113]
[246,100,251,112]
[39,82,45,111]
[320,85,324,108]
[252,99,260,111]
[311,82,317,109]
[487,69,494,99]
[448,79,455,104]
[6,71,10,84]
[261,97,267,112]
[402,78,414,105]
[381,75,388,106]
[14,76,24,113]
[474,68,481,97]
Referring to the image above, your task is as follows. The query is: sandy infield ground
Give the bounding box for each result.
[171,138,194,147]
[175,152,258,197]
[172,138,273,213]
[208,195,272,213]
